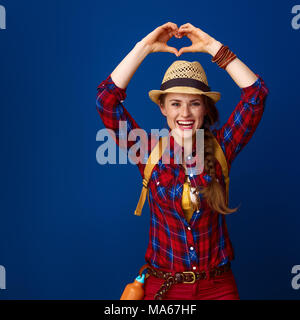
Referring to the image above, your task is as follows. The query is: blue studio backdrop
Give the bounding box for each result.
[0,0,300,299]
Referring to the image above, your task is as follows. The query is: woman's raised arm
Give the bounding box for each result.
[176,23,269,168]
[96,22,181,177]
[206,40,258,88]
[176,23,258,88]
[111,22,180,89]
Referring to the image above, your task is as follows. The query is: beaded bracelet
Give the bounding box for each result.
[211,45,237,70]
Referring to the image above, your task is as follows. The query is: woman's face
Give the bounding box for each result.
[159,92,207,139]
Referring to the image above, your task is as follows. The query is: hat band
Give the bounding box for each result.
[160,78,211,92]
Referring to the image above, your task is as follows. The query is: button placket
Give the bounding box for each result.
[185,225,198,269]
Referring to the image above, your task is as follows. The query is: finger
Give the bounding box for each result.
[177,31,192,41]
[178,46,193,56]
[175,29,185,38]
[179,23,192,29]
[180,22,194,28]
[161,22,178,33]
[165,27,180,40]
[178,25,192,33]
[160,26,176,39]
[181,24,205,37]
[172,29,182,38]
[179,23,197,33]
[167,46,179,56]
[162,45,179,56]
[178,30,192,38]
[177,30,188,37]
[170,28,179,37]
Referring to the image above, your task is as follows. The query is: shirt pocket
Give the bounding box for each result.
[149,165,175,204]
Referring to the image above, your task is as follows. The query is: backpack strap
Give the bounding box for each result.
[212,135,229,206]
[134,136,169,216]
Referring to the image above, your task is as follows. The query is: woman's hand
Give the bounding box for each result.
[140,22,180,56]
[109,22,180,89]
[177,23,222,56]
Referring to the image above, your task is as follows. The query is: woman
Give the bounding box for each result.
[96,22,269,300]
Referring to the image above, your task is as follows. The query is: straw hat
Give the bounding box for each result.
[148,60,221,106]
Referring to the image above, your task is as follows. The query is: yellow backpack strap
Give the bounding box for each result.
[212,135,230,206]
[134,136,169,216]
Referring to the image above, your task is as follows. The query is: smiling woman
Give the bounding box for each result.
[96,21,269,300]
[156,80,231,216]
[159,93,206,132]
[147,58,237,218]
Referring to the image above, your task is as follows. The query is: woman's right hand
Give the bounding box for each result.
[109,22,179,89]
[140,22,180,56]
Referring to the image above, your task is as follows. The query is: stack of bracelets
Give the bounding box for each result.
[211,45,237,70]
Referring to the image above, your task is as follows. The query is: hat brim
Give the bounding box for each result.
[148,86,221,106]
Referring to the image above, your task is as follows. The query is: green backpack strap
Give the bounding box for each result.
[134,134,229,216]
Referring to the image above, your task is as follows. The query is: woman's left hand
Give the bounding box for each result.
[177,23,220,56]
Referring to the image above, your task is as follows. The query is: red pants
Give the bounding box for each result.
[143,269,240,300]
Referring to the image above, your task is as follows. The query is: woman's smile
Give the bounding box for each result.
[176,120,195,130]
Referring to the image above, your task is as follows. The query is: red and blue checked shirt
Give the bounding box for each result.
[96,73,269,273]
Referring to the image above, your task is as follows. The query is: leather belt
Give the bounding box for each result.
[146,261,231,300]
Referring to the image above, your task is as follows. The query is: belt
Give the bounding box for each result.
[145,261,231,300]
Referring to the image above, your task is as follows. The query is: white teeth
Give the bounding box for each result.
[177,121,194,125]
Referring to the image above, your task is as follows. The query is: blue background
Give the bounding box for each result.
[0,0,299,300]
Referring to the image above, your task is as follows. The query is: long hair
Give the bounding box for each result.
[158,93,238,215]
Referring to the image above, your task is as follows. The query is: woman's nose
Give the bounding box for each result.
[181,104,191,117]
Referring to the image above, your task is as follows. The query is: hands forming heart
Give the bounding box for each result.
[142,22,216,57]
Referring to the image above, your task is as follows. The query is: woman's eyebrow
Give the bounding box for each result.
[169,99,201,102]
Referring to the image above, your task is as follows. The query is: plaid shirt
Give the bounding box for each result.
[96,73,269,273]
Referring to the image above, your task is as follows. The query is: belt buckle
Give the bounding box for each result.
[182,271,196,284]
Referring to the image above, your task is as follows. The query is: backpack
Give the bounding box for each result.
[134,135,229,216]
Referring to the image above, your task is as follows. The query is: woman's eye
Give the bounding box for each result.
[171,102,201,107]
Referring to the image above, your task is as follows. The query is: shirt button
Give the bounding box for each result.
[156,181,160,185]
[187,155,192,160]
[190,246,194,251]
[187,227,191,231]
[190,173,193,178]
[192,266,197,270]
